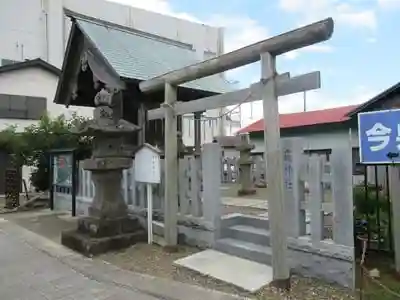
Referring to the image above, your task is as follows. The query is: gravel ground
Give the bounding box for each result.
[221,184,268,200]
[223,205,266,216]
[98,243,356,300]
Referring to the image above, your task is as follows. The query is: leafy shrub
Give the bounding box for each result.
[354,183,389,216]
[0,113,91,192]
[353,182,391,247]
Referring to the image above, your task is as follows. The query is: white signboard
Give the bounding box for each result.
[134,144,162,244]
[134,144,161,184]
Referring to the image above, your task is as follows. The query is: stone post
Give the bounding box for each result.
[163,82,179,249]
[282,138,306,237]
[236,133,256,196]
[202,143,222,243]
[331,146,354,247]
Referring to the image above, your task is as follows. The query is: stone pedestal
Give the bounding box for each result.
[61,157,146,256]
[61,89,145,257]
[61,217,145,256]
[236,133,256,196]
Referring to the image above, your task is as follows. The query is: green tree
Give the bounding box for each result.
[0,113,92,192]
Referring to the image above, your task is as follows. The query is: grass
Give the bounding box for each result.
[355,252,400,300]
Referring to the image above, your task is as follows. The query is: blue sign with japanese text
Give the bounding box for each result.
[358,109,400,164]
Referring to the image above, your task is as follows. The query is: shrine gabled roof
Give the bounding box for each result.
[74,17,233,94]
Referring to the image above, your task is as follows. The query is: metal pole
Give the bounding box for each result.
[147,183,153,244]
[72,151,77,217]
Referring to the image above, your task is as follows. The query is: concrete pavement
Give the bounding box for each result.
[0,218,242,300]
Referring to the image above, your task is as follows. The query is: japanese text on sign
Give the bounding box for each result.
[283,149,293,190]
[358,109,400,164]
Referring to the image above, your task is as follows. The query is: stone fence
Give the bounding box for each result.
[283,138,354,288]
[52,138,355,287]
[64,143,222,248]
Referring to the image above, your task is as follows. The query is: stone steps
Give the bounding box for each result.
[175,213,274,292]
[174,249,273,292]
[215,214,272,265]
[223,225,271,246]
[215,238,272,265]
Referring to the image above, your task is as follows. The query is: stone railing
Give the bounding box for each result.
[283,138,355,288]
[70,143,222,247]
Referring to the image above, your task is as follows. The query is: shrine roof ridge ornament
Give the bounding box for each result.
[139,18,334,93]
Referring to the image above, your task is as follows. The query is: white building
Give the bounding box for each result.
[0,0,233,144]
[238,105,359,156]
[0,58,90,132]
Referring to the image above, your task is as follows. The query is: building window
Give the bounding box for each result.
[0,94,47,120]
[304,149,332,161]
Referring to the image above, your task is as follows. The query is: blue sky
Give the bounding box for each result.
[113,0,400,124]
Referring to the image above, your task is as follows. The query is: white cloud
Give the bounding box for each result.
[336,3,377,30]
[378,0,400,9]
[283,44,334,60]
[206,15,268,81]
[279,0,377,30]
[278,86,376,113]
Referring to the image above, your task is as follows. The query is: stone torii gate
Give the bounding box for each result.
[140,18,334,287]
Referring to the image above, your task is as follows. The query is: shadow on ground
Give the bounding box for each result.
[1,209,356,299]
[2,210,77,243]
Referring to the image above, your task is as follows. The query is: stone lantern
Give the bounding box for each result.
[61,87,146,256]
[236,133,256,196]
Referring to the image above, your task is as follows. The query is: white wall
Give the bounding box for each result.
[251,128,359,154]
[0,67,93,132]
